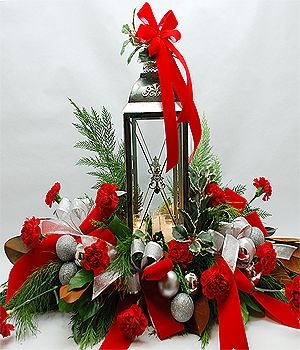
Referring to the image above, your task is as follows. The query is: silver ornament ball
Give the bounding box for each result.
[59,262,78,285]
[56,235,77,262]
[170,293,194,323]
[245,227,265,248]
[158,270,180,298]
[184,272,199,295]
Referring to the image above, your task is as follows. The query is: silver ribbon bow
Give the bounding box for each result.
[128,239,164,294]
[210,216,297,272]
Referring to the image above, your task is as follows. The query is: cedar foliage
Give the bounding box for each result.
[71,99,125,190]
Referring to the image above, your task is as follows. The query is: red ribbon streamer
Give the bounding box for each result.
[100,259,184,350]
[136,2,201,171]
[141,259,185,339]
[235,268,300,329]
[216,258,250,350]
[6,234,61,303]
[244,211,268,237]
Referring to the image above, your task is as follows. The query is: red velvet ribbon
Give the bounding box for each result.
[100,294,140,350]
[244,211,268,237]
[234,268,300,329]
[141,258,185,339]
[216,258,249,350]
[136,2,201,171]
[224,188,247,212]
[6,234,61,303]
[100,259,184,350]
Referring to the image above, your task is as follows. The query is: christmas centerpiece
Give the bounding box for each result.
[1,3,299,350]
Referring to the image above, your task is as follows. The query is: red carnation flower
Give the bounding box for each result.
[200,263,232,301]
[255,241,277,276]
[253,177,272,201]
[95,184,119,219]
[205,183,226,207]
[116,304,148,340]
[83,239,110,275]
[285,276,300,314]
[0,306,14,338]
[45,182,61,208]
[167,240,193,269]
[21,217,43,248]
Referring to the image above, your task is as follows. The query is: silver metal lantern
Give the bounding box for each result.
[123,61,189,235]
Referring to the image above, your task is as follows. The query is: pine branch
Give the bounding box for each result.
[71,99,125,190]
[6,262,62,340]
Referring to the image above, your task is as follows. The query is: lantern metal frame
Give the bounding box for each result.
[123,102,189,230]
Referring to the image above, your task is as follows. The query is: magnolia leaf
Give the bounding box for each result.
[68,269,94,291]
[4,236,30,264]
[172,225,189,241]
[58,298,74,312]
[189,240,202,255]
[186,295,210,336]
[59,284,89,303]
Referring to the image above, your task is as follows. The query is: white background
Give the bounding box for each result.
[0,0,299,349]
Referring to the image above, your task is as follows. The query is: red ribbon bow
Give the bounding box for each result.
[136,2,201,171]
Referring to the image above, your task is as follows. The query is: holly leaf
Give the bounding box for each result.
[127,46,141,64]
[68,269,94,291]
[122,24,131,34]
[172,225,189,241]
[198,231,212,244]
[189,240,202,255]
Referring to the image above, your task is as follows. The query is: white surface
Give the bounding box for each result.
[0,312,299,350]
[0,0,299,349]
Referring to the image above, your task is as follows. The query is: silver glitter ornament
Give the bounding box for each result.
[56,235,77,262]
[245,227,265,248]
[158,270,179,298]
[59,262,78,285]
[184,272,199,295]
[170,293,194,323]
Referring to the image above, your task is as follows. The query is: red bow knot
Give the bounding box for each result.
[136,2,201,171]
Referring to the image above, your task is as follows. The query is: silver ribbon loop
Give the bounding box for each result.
[213,217,261,272]
[55,197,92,233]
[272,243,297,260]
[128,239,164,293]
[131,238,146,271]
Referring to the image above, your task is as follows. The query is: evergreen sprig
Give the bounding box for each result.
[6,262,62,340]
[190,115,222,185]
[71,99,125,190]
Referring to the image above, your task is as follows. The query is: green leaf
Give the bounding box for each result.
[108,215,132,241]
[122,24,131,34]
[127,46,141,64]
[179,209,196,233]
[133,229,145,239]
[239,292,263,313]
[68,269,94,291]
[189,240,202,255]
[58,298,74,313]
[172,225,189,241]
[78,299,102,322]
[198,230,212,244]
[120,39,131,56]
[240,301,249,325]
